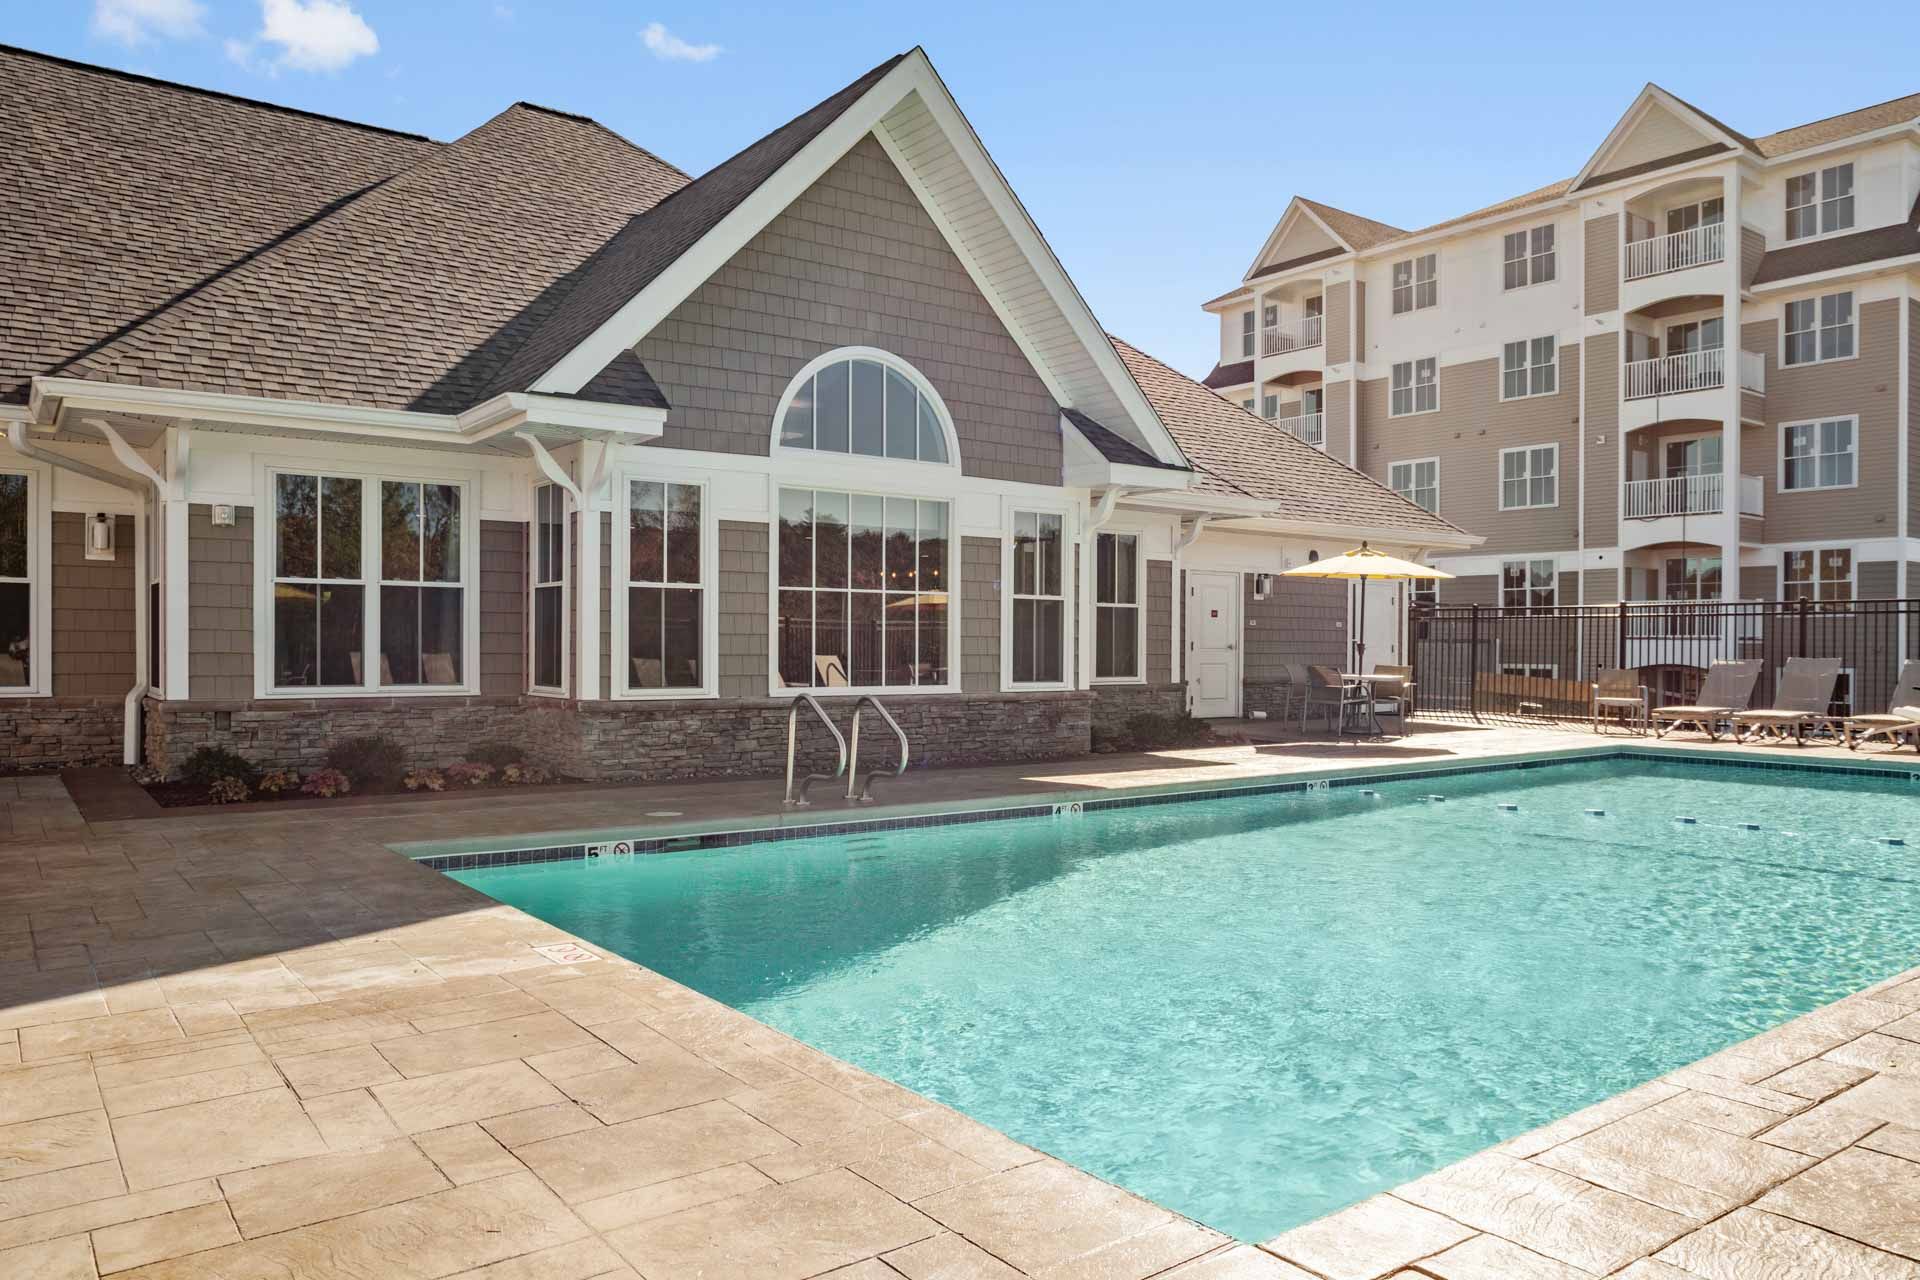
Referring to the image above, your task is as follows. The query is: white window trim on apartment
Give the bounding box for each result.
[1002,498,1074,692]
[1779,416,1859,494]
[1390,252,1438,315]
[611,461,720,701]
[1499,337,1559,401]
[1240,310,1256,359]
[1388,457,1440,514]
[1092,527,1146,684]
[1389,357,1438,417]
[1500,557,1558,609]
[1498,443,1560,511]
[1782,290,1857,368]
[1501,224,1557,291]
[252,457,483,700]
[1780,545,1857,606]
[528,481,569,698]
[0,461,51,699]
[1784,162,1855,242]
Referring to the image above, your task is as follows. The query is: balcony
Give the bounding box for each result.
[1261,315,1323,356]
[1619,599,1765,669]
[1624,348,1722,400]
[1622,473,1763,520]
[1273,411,1324,448]
[1625,223,1725,281]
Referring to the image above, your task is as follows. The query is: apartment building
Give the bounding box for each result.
[1202,85,1920,662]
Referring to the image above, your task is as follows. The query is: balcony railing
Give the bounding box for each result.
[1273,411,1324,447]
[1624,222,1725,280]
[1740,349,1765,394]
[1622,472,1763,519]
[1623,347,1723,399]
[1261,315,1323,356]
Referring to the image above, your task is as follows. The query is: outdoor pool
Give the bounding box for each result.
[446,754,1920,1241]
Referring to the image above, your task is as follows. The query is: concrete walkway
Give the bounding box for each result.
[1,724,1918,1278]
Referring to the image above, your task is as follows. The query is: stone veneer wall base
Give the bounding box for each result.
[1088,682,1188,737]
[1,698,128,769]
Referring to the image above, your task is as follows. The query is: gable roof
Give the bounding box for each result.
[1062,408,1186,472]
[1110,337,1468,543]
[1752,90,1920,157]
[1295,198,1407,252]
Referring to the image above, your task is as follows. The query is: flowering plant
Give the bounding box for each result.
[445,762,495,788]
[208,776,251,804]
[258,768,301,794]
[301,768,352,798]
[402,768,446,792]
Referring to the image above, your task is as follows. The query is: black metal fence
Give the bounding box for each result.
[1408,598,1920,726]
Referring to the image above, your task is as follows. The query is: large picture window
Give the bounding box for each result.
[626,480,702,690]
[1010,511,1064,685]
[272,473,365,688]
[778,354,949,463]
[1094,531,1140,680]
[777,488,948,690]
[531,483,566,692]
[0,473,33,690]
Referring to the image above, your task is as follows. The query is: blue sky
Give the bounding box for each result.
[11,2,1917,379]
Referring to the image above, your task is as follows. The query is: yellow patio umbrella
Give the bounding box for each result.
[1281,542,1454,672]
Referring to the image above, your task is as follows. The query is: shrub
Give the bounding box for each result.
[444,761,495,788]
[500,763,552,786]
[1091,711,1220,754]
[207,776,251,805]
[324,736,406,791]
[179,746,259,788]
[402,767,445,792]
[301,768,352,798]
[257,768,300,794]
[470,741,525,768]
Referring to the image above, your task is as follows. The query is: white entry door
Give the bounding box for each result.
[1357,581,1403,672]
[1187,571,1240,718]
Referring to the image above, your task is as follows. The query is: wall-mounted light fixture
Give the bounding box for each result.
[85,512,116,561]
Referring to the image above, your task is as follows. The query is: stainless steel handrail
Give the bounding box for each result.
[846,695,909,803]
[783,694,848,807]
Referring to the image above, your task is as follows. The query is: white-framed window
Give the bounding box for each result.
[1785,163,1853,240]
[1389,357,1438,416]
[1008,511,1066,687]
[618,476,712,696]
[1240,398,1255,413]
[1501,337,1558,399]
[1391,252,1437,314]
[1500,662,1558,678]
[1502,225,1556,290]
[0,467,47,696]
[1781,417,1857,492]
[775,487,949,692]
[1094,531,1141,681]
[776,350,951,464]
[1260,394,1278,419]
[1783,547,1853,607]
[1783,291,1854,366]
[1409,579,1438,608]
[530,482,567,693]
[1499,444,1559,510]
[1501,558,1557,610]
[1389,458,1439,513]
[268,468,473,694]
[1240,310,1255,358]
[1261,304,1278,329]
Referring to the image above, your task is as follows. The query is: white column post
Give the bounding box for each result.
[162,427,192,699]
[1719,166,1744,603]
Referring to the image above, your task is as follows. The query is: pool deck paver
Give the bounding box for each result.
[2,725,1920,1276]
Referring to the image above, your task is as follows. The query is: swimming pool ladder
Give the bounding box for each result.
[783,694,847,808]
[846,695,909,804]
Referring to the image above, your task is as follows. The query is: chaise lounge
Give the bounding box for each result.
[1651,659,1762,741]
[1731,657,1842,746]
[1843,660,1920,751]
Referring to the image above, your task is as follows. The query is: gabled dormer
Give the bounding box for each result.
[1244,197,1405,282]
[1573,84,1757,191]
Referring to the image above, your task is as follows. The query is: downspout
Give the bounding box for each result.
[7,422,154,763]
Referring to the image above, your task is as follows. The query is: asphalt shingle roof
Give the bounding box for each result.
[1110,337,1466,543]
[1061,408,1186,472]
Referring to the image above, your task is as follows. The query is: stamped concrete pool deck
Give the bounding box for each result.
[3,721,1920,1278]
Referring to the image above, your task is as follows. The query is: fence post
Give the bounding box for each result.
[1796,594,1811,658]
[1615,601,1628,670]
[1468,603,1482,724]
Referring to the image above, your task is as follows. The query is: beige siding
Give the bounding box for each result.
[1740,227,1766,289]
[1244,576,1344,678]
[186,504,251,700]
[1358,345,1581,554]
[1584,333,1620,541]
[1747,300,1900,544]
[51,511,136,697]
[1146,559,1172,685]
[1323,380,1351,465]
[1860,561,1897,599]
[1584,215,1618,315]
[1444,573,1497,608]
[1741,564,1777,599]
[1324,282,1350,364]
[716,520,769,698]
[961,535,1000,693]
[636,136,1062,486]
[479,520,524,695]
[1353,282,1366,358]
[1584,567,1619,605]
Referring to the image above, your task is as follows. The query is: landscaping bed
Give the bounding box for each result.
[139,737,575,808]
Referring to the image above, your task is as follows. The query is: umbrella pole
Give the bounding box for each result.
[1356,577,1367,672]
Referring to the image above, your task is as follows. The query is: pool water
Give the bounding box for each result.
[449,756,1920,1241]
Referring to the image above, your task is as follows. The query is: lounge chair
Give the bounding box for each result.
[1844,660,1920,751]
[1592,669,1649,735]
[1651,660,1762,740]
[1731,657,1843,746]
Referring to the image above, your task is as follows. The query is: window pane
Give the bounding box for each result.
[1097,607,1138,679]
[780,375,815,449]
[917,501,946,595]
[1013,511,1037,596]
[533,584,562,688]
[1036,599,1062,683]
[321,477,361,580]
[1037,514,1061,596]
[885,498,916,592]
[916,396,946,463]
[850,592,882,687]
[630,481,664,582]
[816,361,850,452]
[536,485,562,584]
[814,490,848,590]
[1112,534,1138,604]
[884,367,917,459]
[814,590,848,686]
[850,495,884,590]
[0,583,26,686]
[778,489,813,588]
[629,586,662,687]
[850,359,885,457]
[380,584,421,685]
[884,592,915,685]
[917,592,947,685]
[777,589,812,687]
[666,483,700,584]
[421,586,461,684]
[0,475,28,578]
[422,484,459,582]
[1013,597,1038,684]
[660,588,699,689]
[381,481,421,582]
[316,583,363,686]
[276,474,317,579]
[273,582,317,686]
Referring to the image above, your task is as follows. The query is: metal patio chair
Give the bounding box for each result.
[1592,668,1649,735]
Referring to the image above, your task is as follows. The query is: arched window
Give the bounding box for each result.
[773,348,954,465]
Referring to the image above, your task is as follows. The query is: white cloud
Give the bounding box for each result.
[233,0,381,73]
[91,0,207,45]
[642,21,721,63]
